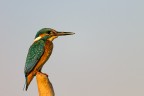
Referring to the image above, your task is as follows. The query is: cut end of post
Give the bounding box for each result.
[36,72,55,96]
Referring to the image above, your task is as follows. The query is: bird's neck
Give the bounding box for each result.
[48,36,58,41]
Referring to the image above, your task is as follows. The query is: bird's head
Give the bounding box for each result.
[34,28,75,42]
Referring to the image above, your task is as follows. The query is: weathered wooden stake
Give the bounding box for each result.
[36,72,55,96]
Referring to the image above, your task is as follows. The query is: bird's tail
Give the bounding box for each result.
[24,73,34,91]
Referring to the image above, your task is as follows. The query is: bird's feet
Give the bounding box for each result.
[36,71,48,77]
[42,73,48,77]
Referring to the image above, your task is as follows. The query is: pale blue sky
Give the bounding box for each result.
[0,0,144,96]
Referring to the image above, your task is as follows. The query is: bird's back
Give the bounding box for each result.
[25,40,53,90]
[34,40,53,71]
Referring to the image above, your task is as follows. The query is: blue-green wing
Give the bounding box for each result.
[24,40,45,76]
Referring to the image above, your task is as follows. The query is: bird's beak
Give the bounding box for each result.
[56,31,75,36]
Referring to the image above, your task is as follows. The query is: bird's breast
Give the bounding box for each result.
[33,40,53,73]
[42,40,53,63]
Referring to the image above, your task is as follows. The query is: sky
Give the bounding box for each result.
[0,0,144,96]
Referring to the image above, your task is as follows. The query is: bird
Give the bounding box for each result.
[24,28,75,91]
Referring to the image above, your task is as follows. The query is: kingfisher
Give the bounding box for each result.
[24,28,74,91]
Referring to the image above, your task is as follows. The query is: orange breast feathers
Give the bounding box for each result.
[34,40,53,72]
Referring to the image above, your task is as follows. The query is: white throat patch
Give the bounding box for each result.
[48,36,57,41]
[34,36,42,42]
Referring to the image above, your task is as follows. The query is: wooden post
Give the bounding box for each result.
[36,72,55,96]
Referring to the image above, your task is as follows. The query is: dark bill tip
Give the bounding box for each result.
[57,32,75,36]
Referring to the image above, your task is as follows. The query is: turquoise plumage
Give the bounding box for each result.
[24,28,74,91]
[24,35,51,90]
[24,40,45,76]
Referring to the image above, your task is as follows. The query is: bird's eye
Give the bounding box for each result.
[47,31,51,34]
